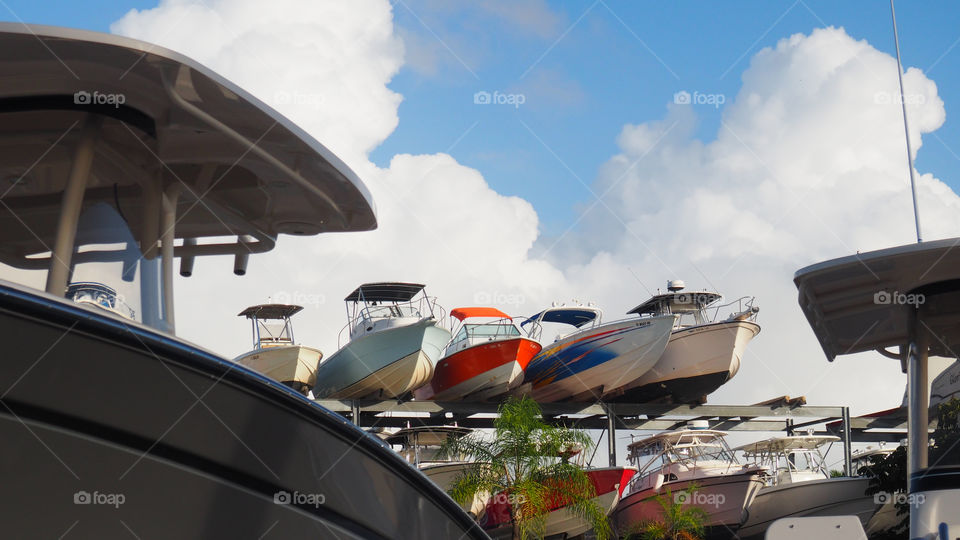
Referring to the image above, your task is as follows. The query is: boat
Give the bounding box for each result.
[516,304,676,402]
[606,280,760,403]
[313,282,451,399]
[850,443,901,538]
[0,24,486,539]
[734,435,878,539]
[930,358,960,411]
[383,425,488,518]
[611,427,765,539]
[233,304,322,395]
[481,466,637,539]
[413,307,541,401]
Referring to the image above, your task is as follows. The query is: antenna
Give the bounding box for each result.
[890,0,923,243]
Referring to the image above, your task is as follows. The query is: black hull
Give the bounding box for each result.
[606,370,731,404]
[0,283,487,539]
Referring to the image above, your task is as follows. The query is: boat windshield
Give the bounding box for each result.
[1,201,169,331]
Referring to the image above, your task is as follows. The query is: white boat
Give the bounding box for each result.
[0,24,486,539]
[930,358,960,411]
[517,304,676,402]
[607,280,760,403]
[734,435,878,539]
[383,426,488,518]
[611,428,765,538]
[233,304,322,395]
[850,444,901,538]
[313,283,451,399]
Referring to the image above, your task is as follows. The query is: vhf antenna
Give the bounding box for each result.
[890,0,923,243]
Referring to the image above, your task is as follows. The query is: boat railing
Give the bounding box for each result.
[339,296,445,346]
[445,319,521,352]
[709,295,758,323]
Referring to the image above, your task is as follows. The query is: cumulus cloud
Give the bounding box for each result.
[556,27,958,413]
[112,2,956,423]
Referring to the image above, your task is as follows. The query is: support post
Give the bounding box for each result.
[907,310,929,478]
[351,401,361,427]
[45,116,101,296]
[160,183,180,333]
[842,406,852,476]
[606,404,617,467]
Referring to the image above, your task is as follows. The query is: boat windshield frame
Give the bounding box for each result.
[446,317,522,353]
[341,284,444,344]
[521,306,603,342]
[737,436,837,479]
[626,430,740,480]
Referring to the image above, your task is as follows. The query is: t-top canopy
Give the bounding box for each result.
[344,282,426,303]
[734,435,839,455]
[520,307,600,328]
[237,304,304,320]
[383,426,472,447]
[0,24,376,269]
[626,429,730,450]
[450,307,511,321]
[794,238,960,361]
[627,292,722,316]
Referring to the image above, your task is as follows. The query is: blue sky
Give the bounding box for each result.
[6,1,960,237]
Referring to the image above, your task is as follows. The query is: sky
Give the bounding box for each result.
[4,0,960,462]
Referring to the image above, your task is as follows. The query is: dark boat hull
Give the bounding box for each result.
[0,283,487,539]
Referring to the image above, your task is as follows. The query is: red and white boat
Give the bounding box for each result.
[481,466,637,539]
[414,307,541,401]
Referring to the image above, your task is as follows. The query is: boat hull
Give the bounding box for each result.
[420,462,488,518]
[414,337,540,401]
[233,345,323,393]
[484,467,636,539]
[0,282,486,539]
[313,319,451,399]
[608,320,760,403]
[736,477,877,539]
[521,315,675,402]
[613,471,764,537]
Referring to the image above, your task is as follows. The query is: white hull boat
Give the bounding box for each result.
[313,283,451,399]
[608,282,760,403]
[519,305,675,402]
[234,304,321,394]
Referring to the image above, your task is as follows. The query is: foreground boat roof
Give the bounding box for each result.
[344,282,426,303]
[237,304,304,319]
[734,435,840,454]
[627,291,722,315]
[794,238,960,360]
[0,23,376,268]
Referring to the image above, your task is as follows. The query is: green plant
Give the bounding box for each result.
[830,469,845,478]
[440,395,612,540]
[620,485,707,540]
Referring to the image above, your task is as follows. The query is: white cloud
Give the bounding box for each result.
[112,3,957,424]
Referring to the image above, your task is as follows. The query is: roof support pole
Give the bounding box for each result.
[160,183,180,333]
[842,406,852,476]
[351,400,361,427]
[907,309,929,478]
[45,115,101,296]
[605,404,617,467]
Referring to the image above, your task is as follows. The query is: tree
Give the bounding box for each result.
[440,395,613,540]
[620,485,707,540]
